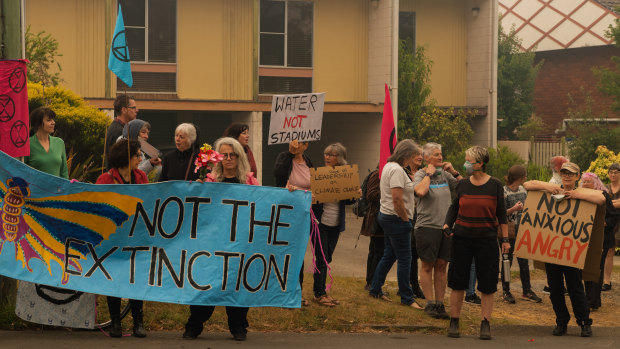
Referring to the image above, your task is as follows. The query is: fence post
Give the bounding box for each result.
[529,136,535,163]
[560,137,566,157]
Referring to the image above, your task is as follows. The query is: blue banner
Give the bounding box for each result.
[108,4,133,87]
[0,150,311,307]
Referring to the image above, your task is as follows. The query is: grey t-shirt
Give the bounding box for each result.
[413,169,458,229]
[379,162,415,219]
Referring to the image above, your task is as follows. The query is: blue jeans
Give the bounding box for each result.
[466,263,476,296]
[370,212,414,305]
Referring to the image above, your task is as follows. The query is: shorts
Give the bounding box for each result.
[448,235,499,294]
[414,226,451,262]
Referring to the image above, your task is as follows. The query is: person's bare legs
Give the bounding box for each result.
[434,259,448,302]
[420,260,436,301]
[481,292,494,320]
[450,290,464,317]
[604,248,614,285]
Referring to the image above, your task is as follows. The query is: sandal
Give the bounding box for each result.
[301,298,309,307]
[403,300,423,309]
[370,292,392,302]
[315,295,337,307]
[326,295,340,305]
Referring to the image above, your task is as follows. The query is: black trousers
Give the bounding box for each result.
[107,296,142,319]
[545,263,591,326]
[185,305,249,335]
[366,235,385,285]
[409,231,420,288]
[585,248,609,308]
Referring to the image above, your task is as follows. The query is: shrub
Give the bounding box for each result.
[585,145,620,183]
[446,145,526,183]
[28,82,110,182]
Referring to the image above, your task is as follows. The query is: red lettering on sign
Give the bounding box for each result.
[282,115,308,129]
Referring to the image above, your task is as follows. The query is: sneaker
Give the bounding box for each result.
[447,318,460,338]
[581,324,592,337]
[552,324,567,336]
[522,290,542,303]
[542,285,550,295]
[464,293,481,305]
[232,332,247,341]
[434,303,450,319]
[424,303,438,318]
[480,319,491,340]
[503,291,516,304]
[601,283,612,292]
[182,328,201,340]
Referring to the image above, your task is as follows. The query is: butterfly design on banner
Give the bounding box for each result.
[0,177,141,284]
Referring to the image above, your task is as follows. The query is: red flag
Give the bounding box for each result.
[0,60,29,157]
[379,84,396,177]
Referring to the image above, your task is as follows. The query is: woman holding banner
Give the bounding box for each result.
[368,139,424,309]
[183,137,257,341]
[96,139,149,338]
[444,146,509,340]
[580,173,618,311]
[310,143,357,307]
[523,162,603,337]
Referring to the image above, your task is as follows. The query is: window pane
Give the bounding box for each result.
[287,1,313,67]
[118,72,176,93]
[259,76,312,94]
[125,27,146,61]
[148,0,177,62]
[260,0,285,33]
[119,0,145,27]
[260,33,285,66]
[399,12,415,50]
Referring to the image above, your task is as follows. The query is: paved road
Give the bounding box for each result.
[2,326,619,349]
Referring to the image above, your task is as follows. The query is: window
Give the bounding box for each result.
[117,0,177,93]
[399,12,416,54]
[259,0,313,94]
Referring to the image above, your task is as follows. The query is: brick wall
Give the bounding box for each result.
[533,45,620,138]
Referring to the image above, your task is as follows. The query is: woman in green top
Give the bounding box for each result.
[25,107,68,179]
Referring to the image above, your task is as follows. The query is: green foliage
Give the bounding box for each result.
[446,145,526,182]
[526,163,552,182]
[398,40,434,140]
[25,26,63,86]
[28,82,109,182]
[497,22,542,140]
[585,146,620,183]
[398,40,473,158]
[515,114,544,140]
[565,90,620,172]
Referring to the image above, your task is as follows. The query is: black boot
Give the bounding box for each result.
[132,306,147,338]
[480,319,491,340]
[448,318,460,338]
[109,315,122,338]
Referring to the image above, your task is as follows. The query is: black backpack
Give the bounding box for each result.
[352,170,376,217]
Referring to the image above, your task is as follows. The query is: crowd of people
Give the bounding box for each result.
[20,95,618,341]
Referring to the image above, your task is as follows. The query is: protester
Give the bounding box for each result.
[311,143,356,306]
[523,162,601,337]
[443,146,509,340]
[159,123,200,182]
[223,122,258,177]
[119,119,161,176]
[603,163,620,291]
[96,139,148,338]
[183,137,257,341]
[105,95,138,167]
[405,151,425,299]
[500,165,542,304]
[369,139,423,309]
[413,142,461,319]
[580,172,618,310]
[25,107,68,179]
[361,166,383,291]
[274,139,313,306]
[549,156,568,185]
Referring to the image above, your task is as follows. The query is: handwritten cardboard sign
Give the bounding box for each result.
[268,92,325,145]
[514,190,605,281]
[310,165,361,204]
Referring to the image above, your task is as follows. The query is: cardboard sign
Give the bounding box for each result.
[514,190,605,281]
[268,93,325,145]
[310,165,361,204]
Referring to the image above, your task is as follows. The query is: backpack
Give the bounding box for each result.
[352,170,376,217]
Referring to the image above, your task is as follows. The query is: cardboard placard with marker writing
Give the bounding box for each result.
[514,190,605,282]
[310,165,361,204]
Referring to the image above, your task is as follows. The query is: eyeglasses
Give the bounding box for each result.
[221,152,238,160]
[559,171,577,177]
[127,106,137,110]
[609,170,620,175]
[324,153,338,157]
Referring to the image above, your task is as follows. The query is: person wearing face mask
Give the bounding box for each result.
[444,146,509,340]
[413,142,461,319]
[523,162,604,337]
[159,123,200,182]
[580,172,618,311]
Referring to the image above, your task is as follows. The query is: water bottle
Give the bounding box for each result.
[502,254,511,283]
